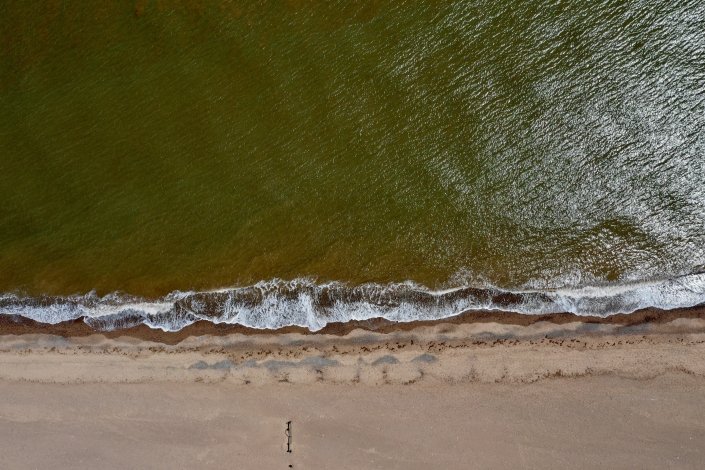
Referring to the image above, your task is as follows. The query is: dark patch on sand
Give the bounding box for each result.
[372,355,399,366]
[411,353,437,363]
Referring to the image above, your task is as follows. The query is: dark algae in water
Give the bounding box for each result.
[0,1,704,330]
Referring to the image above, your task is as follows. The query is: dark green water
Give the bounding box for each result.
[1,1,704,330]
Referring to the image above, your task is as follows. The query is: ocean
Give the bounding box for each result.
[1,0,704,331]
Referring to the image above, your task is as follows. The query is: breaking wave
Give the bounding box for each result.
[1,273,704,332]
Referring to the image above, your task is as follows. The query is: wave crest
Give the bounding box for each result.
[1,274,704,332]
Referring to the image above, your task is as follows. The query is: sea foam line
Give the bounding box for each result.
[0,274,704,332]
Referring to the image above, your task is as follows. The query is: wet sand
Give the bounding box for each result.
[1,314,705,468]
[1,304,704,344]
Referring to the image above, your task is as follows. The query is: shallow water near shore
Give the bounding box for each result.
[2,273,704,332]
[1,1,704,329]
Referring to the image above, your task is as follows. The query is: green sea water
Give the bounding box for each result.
[1,0,704,300]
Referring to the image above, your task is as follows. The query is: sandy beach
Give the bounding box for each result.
[3,1,704,468]
[1,313,705,469]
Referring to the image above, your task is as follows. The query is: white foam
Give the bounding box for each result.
[1,273,704,332]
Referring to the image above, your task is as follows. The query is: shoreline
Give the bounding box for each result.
[0,304,703,345]
[1,313,705,385]
[3,271,704,333]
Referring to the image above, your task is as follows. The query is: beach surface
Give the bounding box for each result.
[3,2,704,468]
[1,315,705,469]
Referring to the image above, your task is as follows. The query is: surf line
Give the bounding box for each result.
[286,421,293,453]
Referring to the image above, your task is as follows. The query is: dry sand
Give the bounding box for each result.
[1,318,705,469]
